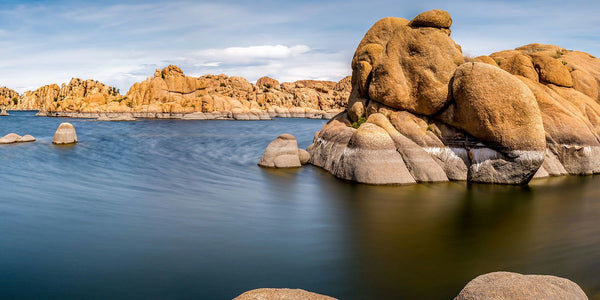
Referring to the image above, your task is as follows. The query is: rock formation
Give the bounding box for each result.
[233,288,336,300]
[258,134,303,168]
[0,108,8,116]
[15,79,121,113]
[455,272,588,300]
[52,123,77,145]
[0,133,36,144]
[299,9,600,185]
[16,66,349,120]
[0,87,19,108]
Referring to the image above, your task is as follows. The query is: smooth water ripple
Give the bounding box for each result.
[0,111,599,299]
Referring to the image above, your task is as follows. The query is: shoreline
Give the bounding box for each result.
[29,109,342,120]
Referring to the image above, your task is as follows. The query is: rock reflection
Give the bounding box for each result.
[314,173,600,299]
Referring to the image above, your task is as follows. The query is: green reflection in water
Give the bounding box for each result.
[314,172,600,299]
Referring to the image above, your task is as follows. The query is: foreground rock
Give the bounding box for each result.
[455,272,588,300]
[10,66,349,120]
[295,9,600,185]
[258,134,302,168]
[234,288,336,300]
[52,123,77,145]
[0,133,36,144]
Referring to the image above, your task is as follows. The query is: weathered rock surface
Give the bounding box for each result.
[258,134,302,168]
[455,272,588,300]
[301,9,600,185]
[234,288,336,300]
[12,66,349,120]
[0,133,36,144]
[351,13,463,116]
[52,123,77,145]
[0,87,19,108]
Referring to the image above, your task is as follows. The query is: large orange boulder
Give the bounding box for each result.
[351,10,463,116]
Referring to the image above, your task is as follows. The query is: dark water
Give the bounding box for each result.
[0,111,599,299]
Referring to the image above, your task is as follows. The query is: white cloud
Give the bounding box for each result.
[182,44,351,83]
[220,45,310,59]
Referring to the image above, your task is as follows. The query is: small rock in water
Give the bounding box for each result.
[19,135,36,142]
[0,133,36,144]
[258,134,302,168]
[298,148,310,164]
[0,133,21,144]
[0,108,9,116]
[52,123,78,145]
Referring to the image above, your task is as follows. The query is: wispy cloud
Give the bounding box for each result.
[0,0,598,94]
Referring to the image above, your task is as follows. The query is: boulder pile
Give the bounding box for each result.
[289,9,600,185]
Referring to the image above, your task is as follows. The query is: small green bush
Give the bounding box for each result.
[12,97,18,105]
[219,83,226,87]
[561,60,568,65]
[351,116,367,129]
[554,50,563,59]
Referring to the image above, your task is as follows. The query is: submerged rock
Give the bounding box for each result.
[258,134,302,168]
[234,288,336,300]
[52,123,77,145]
[455,272,588,300]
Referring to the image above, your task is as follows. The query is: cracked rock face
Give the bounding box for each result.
[305,9,600,185]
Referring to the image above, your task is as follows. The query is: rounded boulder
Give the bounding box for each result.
[52,122,78,145]
[455,272,588,300]
[234,288,336,300]
[258,134,301,168]
[408,9,452,29]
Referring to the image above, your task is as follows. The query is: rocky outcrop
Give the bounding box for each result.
[0,133,35,144]
[0,87,19,108]
[52,123,77,145]
[13,79,121,112]
[233,288,336,300]
[455,272,588,300]
[258,134,302,168]
[302,9,600,185]
[20,66,349,120]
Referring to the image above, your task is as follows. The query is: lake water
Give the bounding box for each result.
[1,111,599,299]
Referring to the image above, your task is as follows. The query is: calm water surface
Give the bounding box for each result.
[1,111,599,299]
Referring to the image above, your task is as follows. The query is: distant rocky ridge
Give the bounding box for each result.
[5,66,349,120]
[263,9,600,185]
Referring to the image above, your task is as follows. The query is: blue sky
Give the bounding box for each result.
[0,0,599,93]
